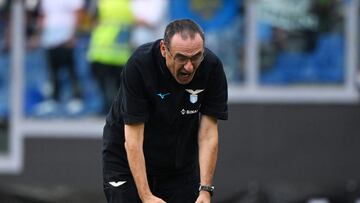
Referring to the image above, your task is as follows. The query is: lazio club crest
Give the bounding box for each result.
[186,89,205,103]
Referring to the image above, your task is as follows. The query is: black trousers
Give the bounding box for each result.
[46,45,81,101]
[91,62,123,114]
[103,172,199,203]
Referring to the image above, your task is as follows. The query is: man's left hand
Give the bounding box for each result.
[195,191,211,203]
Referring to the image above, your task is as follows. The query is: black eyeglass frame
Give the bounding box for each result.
[165,45,205,65]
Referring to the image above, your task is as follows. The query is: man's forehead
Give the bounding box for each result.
[170,33,204,52]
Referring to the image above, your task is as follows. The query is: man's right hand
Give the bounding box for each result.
[142,194,166,203]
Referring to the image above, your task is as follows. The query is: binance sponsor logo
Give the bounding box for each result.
[181,109,198,115]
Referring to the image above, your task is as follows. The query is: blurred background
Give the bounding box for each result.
[1,0,360,202]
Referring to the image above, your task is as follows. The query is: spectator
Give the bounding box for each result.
[130,0,169,47]
[34,0,84,116]
[0,0,10,52]
[87,0,134,114]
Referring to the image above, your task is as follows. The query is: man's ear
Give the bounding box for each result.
[160,40,166,57]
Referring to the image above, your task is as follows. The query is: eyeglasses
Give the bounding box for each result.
[166,46,205,65]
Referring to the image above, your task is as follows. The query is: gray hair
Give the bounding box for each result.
[163,19,205,49]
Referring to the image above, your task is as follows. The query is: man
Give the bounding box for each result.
[87,0,134,114]
[35,0,84,115]
[103,19,228,203]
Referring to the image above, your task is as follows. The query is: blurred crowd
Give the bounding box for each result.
[1,0,173,117]
[259,0,345,84]
[0,0,244,118]
[0,0,348,119]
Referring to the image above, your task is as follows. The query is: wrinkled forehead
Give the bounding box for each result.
[169,33,204,54]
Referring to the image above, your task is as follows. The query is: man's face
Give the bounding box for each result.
[160,33,204,85]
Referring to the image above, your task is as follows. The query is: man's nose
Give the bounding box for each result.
[183,60,194,72]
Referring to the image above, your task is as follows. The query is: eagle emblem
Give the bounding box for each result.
[185,89,205,103]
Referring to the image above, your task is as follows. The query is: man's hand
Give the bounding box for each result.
[142,194,167,203]
[195,191,211,203]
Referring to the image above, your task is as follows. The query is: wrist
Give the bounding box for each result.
[199,184,215,197]
[139,190,153,201]
[199,190,212,198]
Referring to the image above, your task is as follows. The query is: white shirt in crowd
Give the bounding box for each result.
[40,0,84,48]
[131,0,168,47]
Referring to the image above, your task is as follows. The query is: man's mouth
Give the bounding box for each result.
[180,72,192,77]
[179,71,192,78]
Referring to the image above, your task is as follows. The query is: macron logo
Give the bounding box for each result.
[109,181,126,187]
[157,92,170,99]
